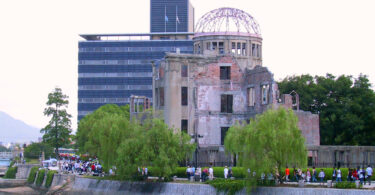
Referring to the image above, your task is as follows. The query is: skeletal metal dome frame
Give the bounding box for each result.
[195,7,261,35]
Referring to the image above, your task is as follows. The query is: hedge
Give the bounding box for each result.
[27,166,40,184]
[45,170,58,188]
[206,178,245,195]
[36,169,46,187]
[4,166,17,179]
[335,181,360,189]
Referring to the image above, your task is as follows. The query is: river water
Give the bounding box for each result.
[0,159,11,167]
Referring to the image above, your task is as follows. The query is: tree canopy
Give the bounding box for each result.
[41,87,72,158]
[24,142,54,159]
[75,104,194,180]
[278,74,375,145]
[225,107,307,187]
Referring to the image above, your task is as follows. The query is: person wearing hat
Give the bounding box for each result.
[224,166,229,179]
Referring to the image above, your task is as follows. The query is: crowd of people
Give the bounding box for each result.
[61,158,104,176]
[284,165,373,185]
[186,165,233,182]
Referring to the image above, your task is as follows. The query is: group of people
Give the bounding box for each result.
[284,165,373,185]
[62,159,103,176]
[186,166,217,182]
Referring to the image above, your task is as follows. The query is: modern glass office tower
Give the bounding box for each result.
[151,0,194,33]
[78,33,194,120]
[78,0,194,120]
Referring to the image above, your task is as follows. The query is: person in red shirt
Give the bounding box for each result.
[285,166,290,182]
[91,164,96,173]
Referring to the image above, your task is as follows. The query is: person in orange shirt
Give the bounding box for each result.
[285,166,290,182]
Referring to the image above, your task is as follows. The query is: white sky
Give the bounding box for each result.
[1,0,374,132]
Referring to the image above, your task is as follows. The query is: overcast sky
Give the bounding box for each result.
[1,0,374,132]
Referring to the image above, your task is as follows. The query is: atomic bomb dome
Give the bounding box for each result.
[195,7,261,37]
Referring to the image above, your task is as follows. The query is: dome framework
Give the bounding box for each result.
[195,7,261,35]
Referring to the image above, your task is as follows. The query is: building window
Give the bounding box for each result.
[206,42,211,50]
[256,45,261,58]
[220,66,231,80]
[181,65,188,77]
[219,42,224,54]
[247,87,255,106]
[231,42,236,54]
[212,42,217,50]
[160,87,164,106]
[181,87,188,106]
[261,85,269,105]
[237,42,241,55]
[181,120,188,134]
[221,94,233,113]
[252,44,256,56]
[242,43,246,55]
[221,127,229,145]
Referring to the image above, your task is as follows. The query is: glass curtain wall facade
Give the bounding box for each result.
[151,0,192,32]
[78,39,193,120]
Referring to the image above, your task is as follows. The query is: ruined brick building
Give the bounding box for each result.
[152,8,320,166]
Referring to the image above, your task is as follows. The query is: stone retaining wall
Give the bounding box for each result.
[15,164,39,179]
[53,176,375,195]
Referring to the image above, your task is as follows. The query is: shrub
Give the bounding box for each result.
[335,181,360,189]
[4,166,17,179]
[45,170,58,188]
[36,169,46,187]
[206,178,245,195]
[28,166,40,184]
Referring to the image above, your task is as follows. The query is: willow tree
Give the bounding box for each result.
[41,87,72,159]
[225,107,307,187]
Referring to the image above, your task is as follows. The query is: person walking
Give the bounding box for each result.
[209,166,214,180]
[306,168,311,182]
[332,167,336,182]
[224,166,229,179]
[359,167,365,185]
[318,169,325,185]
[312,167,317,182]
[285,166,290,182]
[336,168,342,182]
[186,166,191,179]
[366,165,373,185]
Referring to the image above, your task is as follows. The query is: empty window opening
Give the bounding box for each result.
[220,66,231,80]
[212,42,217,50]
[247,87,255,106]
[181,65,188,77]
[261,85,269,105]
[206,42,211,50]
[219,42,224,54]
[252,44,256,56]
[160,87,164,106]
[221,127,229,145]
[237,42,241,55]
[181,87,188,106]
[231,42,236,54]
[181,120,188,134]
[221,94,233,113]
[242,43,246,55]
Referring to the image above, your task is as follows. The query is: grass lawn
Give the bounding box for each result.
[25,158,39,164]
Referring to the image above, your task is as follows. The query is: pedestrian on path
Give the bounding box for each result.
[366,165,373,185]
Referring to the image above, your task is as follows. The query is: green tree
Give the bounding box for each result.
[41,87,72,158]
[0,145,10,152]
[278,74,375,145]
[75,104,129,154]
[24,142,54,159]
[225,107,307,188]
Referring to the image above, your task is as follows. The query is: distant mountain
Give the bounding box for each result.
[0,111,42,144]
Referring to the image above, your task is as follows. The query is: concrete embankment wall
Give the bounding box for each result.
[0,179,27,188]
[50,176,375,195]
[15,164,39,179]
